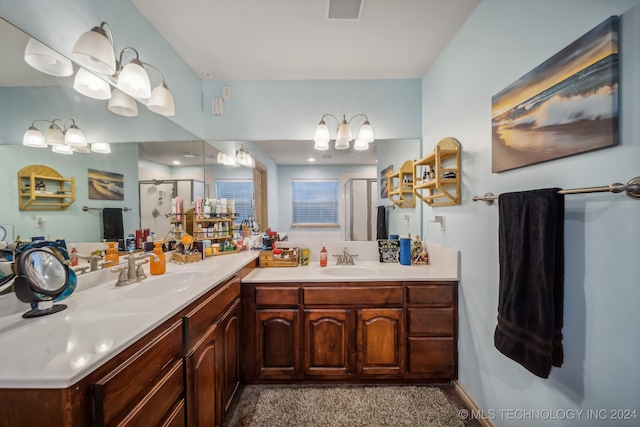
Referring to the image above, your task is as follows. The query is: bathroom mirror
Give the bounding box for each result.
[0,16,422,244]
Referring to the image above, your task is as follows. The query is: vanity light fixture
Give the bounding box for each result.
[108,88,139,117]
[72,22,176,116]
[90,142,111,153]
[145,64,175,117]
[22,119,100,154]
[73,67,112,100]
[24,37,73,77]
[313,113,374,151]
[235,145,255,168]
[71,22,116,75]
[115,47,151,99]
[216,152,240,168]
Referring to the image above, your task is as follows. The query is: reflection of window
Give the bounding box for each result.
[215,180,253,224]
[292,180,339,226]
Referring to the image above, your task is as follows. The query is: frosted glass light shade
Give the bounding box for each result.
[72,26,116,75]
[353,139,369,151]
[23,127,46,147]
[313,122,330,151]
[334,120,352,150]
[91,142,111,153]
[147,83,175,116]
[52,144,73,155]
[24,38,73,77]
[117,60,151,99]
[44,125,65,146]
[74,67,111,100]
[65,124,87,147]
[108,89,138,117]
[357,121,374,144]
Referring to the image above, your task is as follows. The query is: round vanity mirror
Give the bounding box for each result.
[13,247,70,318]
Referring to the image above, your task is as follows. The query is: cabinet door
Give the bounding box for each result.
[303,309,352,376]
[221,299,241,417]
[185,322,223,427]
[357,308,405,376]
[256,309,300,379]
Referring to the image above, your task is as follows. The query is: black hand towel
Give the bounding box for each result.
[494,188,564,378]
[103,207,124,241]
[376,205,388,240]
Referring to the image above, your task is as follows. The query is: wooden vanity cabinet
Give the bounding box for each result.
[93,321,185,427]
[244,282,425,383]
[184,275,242,427]
[406,282,457,379]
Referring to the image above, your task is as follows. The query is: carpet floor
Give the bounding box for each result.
[224,385,471,427]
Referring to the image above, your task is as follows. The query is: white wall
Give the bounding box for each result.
[421,1,640,425]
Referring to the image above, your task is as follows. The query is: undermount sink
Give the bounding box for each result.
[119,269,210,299]
[320,265,383,277]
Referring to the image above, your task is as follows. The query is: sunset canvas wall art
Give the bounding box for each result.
[491,16,619,173]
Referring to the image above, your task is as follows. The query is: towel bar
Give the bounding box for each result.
[473,176,640,205]
[82,206,132,212]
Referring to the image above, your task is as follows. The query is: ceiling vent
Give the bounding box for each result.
[328,0,364,20]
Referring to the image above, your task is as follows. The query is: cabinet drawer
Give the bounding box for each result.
[304,286,402,306]
[255,286,299,306]
[162,399,186,427]
[407,308,454,336]
[406,284,453,306]
[119,360,184,427]
[408,337,455,377]
[184,276,240,347]
[94,321,183,427]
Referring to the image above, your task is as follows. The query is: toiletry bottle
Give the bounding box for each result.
[70,244,78,266]
[126,234,136,252]
[320,243,328,267]
[150,242,166,275]
[104,241,120,266]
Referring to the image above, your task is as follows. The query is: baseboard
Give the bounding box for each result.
[452,380,496,427]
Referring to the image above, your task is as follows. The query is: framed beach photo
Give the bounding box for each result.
[88,169,124,200]
[491,16,619,173]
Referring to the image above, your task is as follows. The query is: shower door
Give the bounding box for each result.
[344,178,377,241]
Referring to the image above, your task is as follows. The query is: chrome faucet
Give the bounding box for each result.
[334,247,358,265]
[112,252,159,286]
[70,253,104,272]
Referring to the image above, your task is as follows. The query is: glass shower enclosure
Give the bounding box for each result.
[344,178,377,241]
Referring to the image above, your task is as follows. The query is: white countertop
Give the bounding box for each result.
[0,251,258,389]
[0,241,459,389]
[243,260,458,282]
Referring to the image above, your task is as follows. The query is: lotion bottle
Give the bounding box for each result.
[150,242,166,275]
[319,243,328,267]
[104,241,119,267]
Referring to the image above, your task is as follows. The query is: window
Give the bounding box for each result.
[292,180,339,226]
[215,180,253,224]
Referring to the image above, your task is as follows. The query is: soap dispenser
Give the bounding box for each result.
[104,241,120,267]
[319,243,328,267]
[150,242,166,275]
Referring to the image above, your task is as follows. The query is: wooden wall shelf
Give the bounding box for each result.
[413,137,461,207]
[387,160,416,208]
[18,165,75,211]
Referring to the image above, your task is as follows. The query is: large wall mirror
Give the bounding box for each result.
[0,17,209,244]
[0,16,421,245]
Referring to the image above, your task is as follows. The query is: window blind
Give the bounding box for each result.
[215,180,253,224]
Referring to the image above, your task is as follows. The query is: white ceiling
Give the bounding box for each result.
[132,0,479,165]
[132,0,480,81]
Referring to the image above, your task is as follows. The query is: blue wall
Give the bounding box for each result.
[422,0,640,425]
